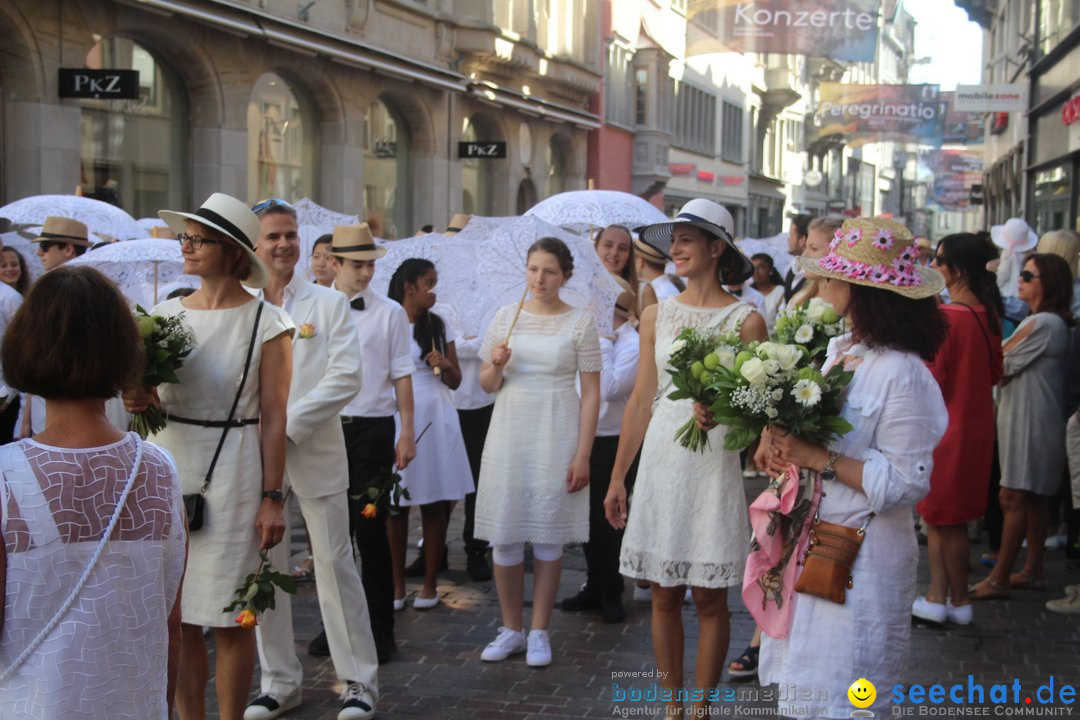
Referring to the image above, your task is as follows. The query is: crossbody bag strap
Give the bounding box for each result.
[0,437,145,683]
[200,301,264,494]
[952,302,994,359]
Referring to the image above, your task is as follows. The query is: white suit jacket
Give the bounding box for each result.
[283,281,363,499]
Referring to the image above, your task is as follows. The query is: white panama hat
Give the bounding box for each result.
[159,192,269,288]
[990,218,1038,254]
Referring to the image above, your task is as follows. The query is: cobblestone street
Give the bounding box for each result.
[205,476,1080,719]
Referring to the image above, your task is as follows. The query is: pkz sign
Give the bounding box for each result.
[458,141,507,159]
[58,69,140,100]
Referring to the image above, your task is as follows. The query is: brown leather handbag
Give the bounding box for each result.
[794,513,873,604]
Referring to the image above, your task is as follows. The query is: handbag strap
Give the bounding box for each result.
[951,302,994,360]
[200,301,264,493]
[0,436,145,683]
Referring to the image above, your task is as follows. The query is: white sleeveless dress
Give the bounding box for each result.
[0,434,186,718]
[620,298,753,588]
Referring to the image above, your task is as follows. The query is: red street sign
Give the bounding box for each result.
[669,163,697,176]
[697,170,716,182]
[1063,95,1080,126]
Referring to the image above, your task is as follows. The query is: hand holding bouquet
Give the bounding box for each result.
[129,306,195,438]
[664,327,741,452]
[224,550,297,628]
[772,297,843,365]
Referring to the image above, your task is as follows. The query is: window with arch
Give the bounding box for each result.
[461,116,494,216]
[545,133,572,198]
[80,37,187,219]
[247,72,315,204]
[363,99,411,239]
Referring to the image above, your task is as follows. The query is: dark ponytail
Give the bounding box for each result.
[388,258,448,361]
[937,232,1004,335]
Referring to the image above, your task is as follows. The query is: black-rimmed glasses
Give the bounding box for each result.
[177,233,219,251]
[1020,270,1041,283]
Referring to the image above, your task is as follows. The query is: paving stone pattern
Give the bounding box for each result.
[201,476,1080,718]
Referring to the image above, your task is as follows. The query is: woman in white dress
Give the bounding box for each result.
[125,193,293,720]
[386,258,474,610]
[759,217,948,718]
[604,199,767,718]
[749,252,785,334]
[0,266,186,719]
[474,237,601,668]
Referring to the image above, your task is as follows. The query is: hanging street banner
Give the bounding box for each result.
[811,83,945,146]
[686,0,881,61]
[953,84,1028,113]
[919,148,984,211]
[941,91,985,145]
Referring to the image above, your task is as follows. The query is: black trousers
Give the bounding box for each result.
[457,404,494,554]
[341,416,396,647]
[584,435,638,598]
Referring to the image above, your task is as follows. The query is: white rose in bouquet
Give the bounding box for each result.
[772,343,802,371]
[740,357,769,385]
[806,297,827,322]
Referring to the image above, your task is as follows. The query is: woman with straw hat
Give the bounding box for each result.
[757,217,948,718]
[603,199,767,719]
[124,192,294,720]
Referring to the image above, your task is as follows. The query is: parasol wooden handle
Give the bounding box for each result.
[503,285,529,346]
[432,337,442,377]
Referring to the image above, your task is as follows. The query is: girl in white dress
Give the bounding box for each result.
[125,194,293,720]
[474,237,602,668]
[604,199,767,719]
[387,258,474,610]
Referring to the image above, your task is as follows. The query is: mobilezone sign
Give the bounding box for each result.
[953,84,1028,113]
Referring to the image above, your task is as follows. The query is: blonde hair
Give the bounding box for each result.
[788,277,821,309]
[1037,230,1080,280]
[808,216,844,236]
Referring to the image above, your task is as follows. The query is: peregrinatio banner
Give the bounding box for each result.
[811,83,945,146]
[686,0,881,60]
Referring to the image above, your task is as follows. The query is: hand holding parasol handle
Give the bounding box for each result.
[428,315,442,377]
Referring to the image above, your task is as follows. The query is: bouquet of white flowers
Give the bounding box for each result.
[665,327,742,452]
[130,306,195,438]
[772,297,843,364]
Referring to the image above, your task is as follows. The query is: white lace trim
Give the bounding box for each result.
[619,549,744,589]
[480,305,602,372]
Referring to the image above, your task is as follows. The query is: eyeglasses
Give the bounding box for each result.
[252,198,294,215]
[177,233,219,251]
[1019,270,1041,283]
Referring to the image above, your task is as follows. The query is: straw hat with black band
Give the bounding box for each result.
[797,216,944,299]
[329,223,387,261]
[637,199,754,284]
[446,214,472,235]
[159,192,269,288]
[33,216,91,247]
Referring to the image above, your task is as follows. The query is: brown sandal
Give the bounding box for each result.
[1008,571,1047,591]
[968,579,1010,600]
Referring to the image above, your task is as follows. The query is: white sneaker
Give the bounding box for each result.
[338,682,375,720]
[945,601,973,625]
[481,626,526,661]
[1064,584,1080,596]
[911,596,947,623]
[526,629,552,667]
[633,585,652,603]
[1046,592,1080,615]
[244,691,302,719]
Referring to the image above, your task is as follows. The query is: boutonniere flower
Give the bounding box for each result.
[298,323,317,339]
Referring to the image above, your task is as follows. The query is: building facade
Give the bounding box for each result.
[0,0,602,237]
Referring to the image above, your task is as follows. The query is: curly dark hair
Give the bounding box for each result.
[847,284,947,362]
[387,258,448,362]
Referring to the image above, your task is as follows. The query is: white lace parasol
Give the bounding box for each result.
[137,217,169,234]
[525,190,669,233]
[0,195,144,242]
[292,198,359,229]
[0,232,46,284]
[373,216,622,339]
[67,238,197,306]
[736,233,795,277]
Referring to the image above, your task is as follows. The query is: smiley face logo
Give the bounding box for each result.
[848,678,876,708]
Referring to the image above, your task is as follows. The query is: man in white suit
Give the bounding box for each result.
[245,200,378,720]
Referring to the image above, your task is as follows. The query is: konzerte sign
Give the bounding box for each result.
[686,0,881,61]
[811,83,945,147]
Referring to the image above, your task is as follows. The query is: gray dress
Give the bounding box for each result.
[997,312,1070,495]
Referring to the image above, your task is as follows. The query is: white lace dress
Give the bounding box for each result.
[620,299,753,588]
[0,434,186,719]
[474,306,602,545]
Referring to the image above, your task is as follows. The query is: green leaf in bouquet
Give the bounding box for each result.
[821,415,854,435]
[723,426,758,451]
[667,389,692,401]
[274,574,298,595]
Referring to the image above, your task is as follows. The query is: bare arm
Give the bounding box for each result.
[393,375,417,469]
[166,533,186,716]
[479,344,511,393]
[426,340,463,390]
[567,372,600,493]
[255,333,290,550]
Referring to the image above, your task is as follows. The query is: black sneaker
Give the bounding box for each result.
[466,551,493,582]
[560,587,602,612]
[307,630,329,657]
[601,595,626,623]
[243,691,301,719]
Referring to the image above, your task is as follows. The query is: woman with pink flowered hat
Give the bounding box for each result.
[754,217,949,718]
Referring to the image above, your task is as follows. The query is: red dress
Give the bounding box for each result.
[918,304,1003,525]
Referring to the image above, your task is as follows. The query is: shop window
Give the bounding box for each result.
[1033,165,1073,235]
[1037,0,1079,57]
[362,99,410,239]
[672,81,716,157]
[516,178,538,214]
[721,101,744,164]
[247,72,315,205]
[80,37,187,219]
[461,116,494,216]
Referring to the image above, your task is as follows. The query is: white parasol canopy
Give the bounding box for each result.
[0,195,144,242]
[525,190,669,233]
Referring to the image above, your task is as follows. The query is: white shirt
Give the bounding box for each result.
[0,282,21,397]
[758,284,785,334]
[596,323,640,437]
[725,284,766,317]
[435,303,495,411]
[651,275,681,302]
[339,287,414,418]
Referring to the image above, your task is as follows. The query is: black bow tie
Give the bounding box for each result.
[731,289,743,297]
[350,296,365,311]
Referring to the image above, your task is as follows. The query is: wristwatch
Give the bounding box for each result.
[261,489,285,502]
[821,451,840,481]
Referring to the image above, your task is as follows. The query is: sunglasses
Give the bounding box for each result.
[177,233,219,251]
[252,198,294,215]
[1020,270,1041,283]
[36,241,59,253]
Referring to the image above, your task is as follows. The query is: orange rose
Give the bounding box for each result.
[361,503,378,519]
[235,608,257,629]
[298,323,317,339]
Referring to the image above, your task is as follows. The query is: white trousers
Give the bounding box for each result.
[255,491,379,699]
[1066,414,1080,509]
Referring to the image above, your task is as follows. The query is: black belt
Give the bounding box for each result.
[340,415,392,424]
[166,414,259,428]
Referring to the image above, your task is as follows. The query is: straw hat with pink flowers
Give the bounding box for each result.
[797,216,945,299]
